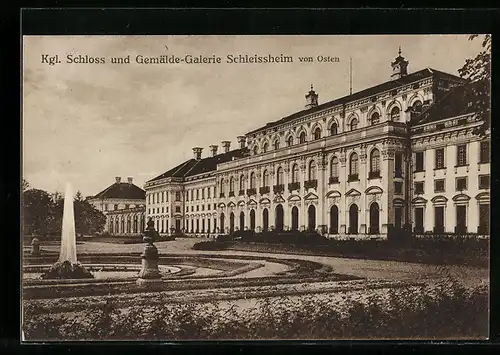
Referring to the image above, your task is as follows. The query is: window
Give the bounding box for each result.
[456,177,468,191]
[148,194,151,204]
[330,157,339,177]
[263,170,269,187]
[480,141,490,163]
[349,153,359,175]
[191,206,194,212]
[434,179,445,193]
[292,164,299,183]
[330,123,338,135]
[114,204,118,210]
[456,144,467,166]
[202,188,205,199]
[239,175,245,190]
[394,182,403,194]
[196,189,199,200]
[287,136,294,147]
[229,177,235,192]
[313,127,322,140]
[175,206,181,213]
[370,112,380,125]
[253,145,259,155]
[263,142,268,153]
[207,188,211,199]
[415,152,424,172]
[299,132,306,144]
[186,206,189,212]
[277,167,283,185]
[202,205,204,211]
[250,172,256,188]
[390,107,400,121]
[395,153,403,178]
[175,191,181,201]
[435,148,445,169]
[434,206,445,232]
[370,149,381,173]
[196,205,199,211]
[414,182,424,194]
[274,140,280,150]
[213,203,216,210]
[161,192,164,203]
[349,118,358,131]
[479,175,490,189]
[308,160,317,180]
[413,100,423,113]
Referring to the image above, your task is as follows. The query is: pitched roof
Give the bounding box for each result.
[246,68,465,135]
[92,182,146,200]
[412,81,480,125]
[148,148,249,182]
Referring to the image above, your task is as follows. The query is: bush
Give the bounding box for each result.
[192,241,228,251]
[23,282,488,340]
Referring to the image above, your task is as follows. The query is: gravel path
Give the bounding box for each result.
[38,238,489,288]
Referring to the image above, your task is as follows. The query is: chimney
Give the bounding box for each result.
[237,136,246,148]
[127,177,133,184]
[115,176,121,184]
[209,144,219,157]
[192,147,203,160]
[222,141,231,153]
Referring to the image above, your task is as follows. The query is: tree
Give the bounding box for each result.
[22,179,30,192]
[23,189,54,236]
[458,34,491,136]
[74,199,106,236]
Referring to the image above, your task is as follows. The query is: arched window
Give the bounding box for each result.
[239,175,245,191]
[313,127,322,140]
[274,139,280,150]
[263,142,268,153]
[308,160,317,180]
[350,117,358,131]
[299,132,306,144]
[229,176,235,192]
[220,179,225,194]
[287,135,294,147]
[350,153,359,175]
[370,112,380,125]
[263,169,269,187]
[330,123,338,136]
[330,156,339,177]
[253,145,258,155]
[370,149,381,173]
[413,100,423,113]
[390,107,400,121]
[250,172,256,188]
[277,167,284,185]
[292,164,299,183]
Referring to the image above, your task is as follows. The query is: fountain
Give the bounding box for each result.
[40,183,93,279]
[136,218,163,285]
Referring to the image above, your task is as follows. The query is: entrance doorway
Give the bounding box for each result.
[369,203,380,234]
[307,205,316,232]
[291,206,299,231]
[349,204,358,234]
[330,205,339,234]
[275,204,284,231]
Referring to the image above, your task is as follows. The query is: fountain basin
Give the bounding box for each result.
[23,263,181,281]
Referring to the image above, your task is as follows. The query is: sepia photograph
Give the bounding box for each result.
[21,34,490,341]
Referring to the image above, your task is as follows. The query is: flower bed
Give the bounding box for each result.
[22,281,488,340]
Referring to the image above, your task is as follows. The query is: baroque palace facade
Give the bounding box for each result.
[143,51,490,239]
[87,177,146,236]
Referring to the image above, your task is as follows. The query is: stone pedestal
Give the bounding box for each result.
[31,237,41,256]
[137,237,162,284]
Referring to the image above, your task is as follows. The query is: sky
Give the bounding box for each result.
[22,35,484,197]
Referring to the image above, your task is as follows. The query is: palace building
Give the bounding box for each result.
[87,177,146,236]
[144,50,490,239]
